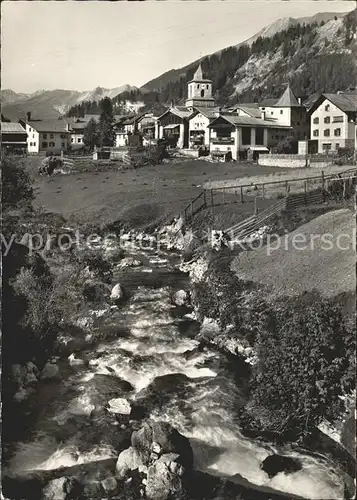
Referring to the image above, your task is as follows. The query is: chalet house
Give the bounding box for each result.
[188,107,220,148]
[21,119,70,154]
[114,115,139,147]
[67,119,87,149]
[259,85,309,142]
[157,107,193,148]
[136,113,159,145]
[208,115,291,161]
[1,122,27,154]
[308,92,357,153]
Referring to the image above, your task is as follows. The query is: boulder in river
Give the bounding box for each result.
[40,361,60,380]
[131,421,193,470]
[171,289,190,307]
[260,454,302,478]
[145,453,185,500]
[119,257,143,268]
[101,476,118,494]
[116,446,148,478]
[110,283,124,302]
[42,476,82,500]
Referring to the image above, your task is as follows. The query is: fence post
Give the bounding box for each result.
[211,189,214,207]
[190,201,193,220]
[240,186,244,203]
[254,196,258,215]
[304,180,307,205]
[321,170,325,190]
[203,190,207,209]
[285,180,289,194]
[262,183,265,199]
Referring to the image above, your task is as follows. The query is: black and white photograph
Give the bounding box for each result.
[1,1,356,499]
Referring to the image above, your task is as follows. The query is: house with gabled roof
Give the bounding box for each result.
[308,92,357,153]
[1,122,27,154]
[20,118,70,154]
[188,106,220,148]
[208,114,291,161]
[259,85,309,141]
[156,106,194,148]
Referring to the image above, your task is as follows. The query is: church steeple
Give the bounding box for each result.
[193,63,203,81]
[185,64,215,109]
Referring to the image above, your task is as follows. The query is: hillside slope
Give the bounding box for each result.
[141,11,349,93]
[231,209,355,299]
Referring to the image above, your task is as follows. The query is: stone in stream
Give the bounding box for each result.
[42,476,83,500]
[171,289,190,307]
[260,454,302,478]
[145,453,185,500]
[118,257,143,268]
[40,361,60,380]
[110,283,124,302]
[101,476,118,494]
[107,397,131,415]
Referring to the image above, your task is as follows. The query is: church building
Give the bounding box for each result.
[185,64,216,111]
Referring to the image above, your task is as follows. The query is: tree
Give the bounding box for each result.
[83,118,99,151]
[2,157,34,212]
[275,135,298,154]
[98,97,115,147]
[245,292,355,437]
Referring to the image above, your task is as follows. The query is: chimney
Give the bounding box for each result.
[66,122,71,132]
[298,97,302,105]
[26,111,31,122]
[261,110,266,120]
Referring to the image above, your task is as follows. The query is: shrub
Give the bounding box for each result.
[2,157,34,212]
[244,292,356,438]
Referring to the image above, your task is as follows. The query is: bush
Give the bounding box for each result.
[2,157,34,212]
[244,292,356,438]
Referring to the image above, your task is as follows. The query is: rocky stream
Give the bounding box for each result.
[2,227,353,500]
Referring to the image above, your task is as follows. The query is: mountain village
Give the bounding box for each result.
[2,63,357,166]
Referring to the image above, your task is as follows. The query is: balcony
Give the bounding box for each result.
[211,137,235,145]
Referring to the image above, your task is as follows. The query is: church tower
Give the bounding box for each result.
[185,64,215,110]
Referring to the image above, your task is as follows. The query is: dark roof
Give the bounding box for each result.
[188,63,212,84]
[1,122,26,133]
[323,93,357,113]
[234,105,261,119]
[192,107,220,119]
[27,120,68,133]
[274,85,302,107]
[209,115,292,129]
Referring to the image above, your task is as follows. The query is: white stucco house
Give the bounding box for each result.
[308,92,357,153]
[21,119,70,154]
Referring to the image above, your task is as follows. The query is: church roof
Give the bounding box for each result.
[274,85,302,107]
[188,63,212,83]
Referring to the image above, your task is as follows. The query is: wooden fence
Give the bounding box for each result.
[225,197,287,241]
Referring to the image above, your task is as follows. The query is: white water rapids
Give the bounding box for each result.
[6,243,346,499]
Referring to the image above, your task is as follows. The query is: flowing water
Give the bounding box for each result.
[5,241,346,499]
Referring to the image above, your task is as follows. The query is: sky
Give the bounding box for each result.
[1,0,355,93]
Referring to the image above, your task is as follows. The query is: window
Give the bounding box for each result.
[42,142,48,148]
[33,143,36,147]
[280,110,283,114]
[324,116,330,124]
[197,84,199,89]
[50,134,54,139]
[255,127,264,145]
[313,130,319,137]
[71,138,74,143]
[206,85,209,89]
[61,142,65,148]
[227,147,231,151]
[334,128,341,136]
[78,138,82,143]
[335,143,340,150]
[200,89,204,97]
[43,133,47,139]
[322,143,331,151]
[30,142,33,146]
[313,117,319,124]
[242,127,251,145]
[333,116,343,123]
[325,104,330,112]
[60,134,66,139]
[32,134,35,138]
[49,142,55,147]
[271,111,274,115]
[323,129,330,137]
[297,121,300,126]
